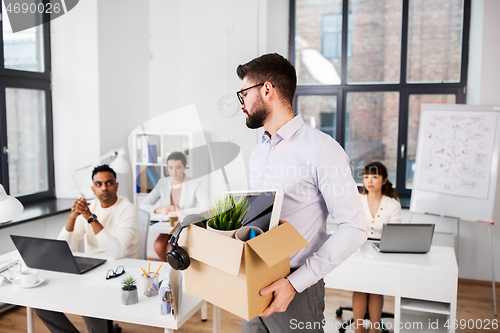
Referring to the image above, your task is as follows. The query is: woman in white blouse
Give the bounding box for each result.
[140,152,208,261]
[353,161,402,333]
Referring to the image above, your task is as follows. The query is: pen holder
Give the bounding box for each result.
[235,226,263,242]
[143,272,159,297]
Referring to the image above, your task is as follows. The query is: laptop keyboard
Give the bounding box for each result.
[77,262,94,272]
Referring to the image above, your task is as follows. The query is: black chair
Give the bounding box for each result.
[335,305,394,333]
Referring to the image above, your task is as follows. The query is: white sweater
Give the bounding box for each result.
[361,194,402,239]
[58,196,139,259]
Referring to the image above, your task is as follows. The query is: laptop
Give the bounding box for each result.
[372,223,435,253]
[11,235,107,274]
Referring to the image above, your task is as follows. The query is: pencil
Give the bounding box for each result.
[141,267,148,278]
[150,279,158,293]
[152,264,163,278]
[148,262,151,275]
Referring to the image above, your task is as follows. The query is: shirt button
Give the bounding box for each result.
[371,221,374,223]
[371,232,374,234]
[265,168,269,172]
[377,215,380,217]
[271,147,275,150]
[371,227,373,229]
[381,208,383,210]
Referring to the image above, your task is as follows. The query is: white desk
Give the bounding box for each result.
[0,251,219,333]
[149,220,176,234]
[324,242,458,333]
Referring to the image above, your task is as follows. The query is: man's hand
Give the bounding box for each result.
[72,198,91,220]
[67,198,90,232]
[259,278,297,318]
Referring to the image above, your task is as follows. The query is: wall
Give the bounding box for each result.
[267,0,289,57]
[51,0,150,201]
[51,0,101,199]
[148,0,265,171]
[97,0,151,201]
[0,214,69,255]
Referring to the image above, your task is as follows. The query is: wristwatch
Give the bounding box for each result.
[87,214,98,224]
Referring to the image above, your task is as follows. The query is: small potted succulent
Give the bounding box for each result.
[121,276,138,305]
[205,194,250,237]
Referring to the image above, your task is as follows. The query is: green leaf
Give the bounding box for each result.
[205,194,250,231]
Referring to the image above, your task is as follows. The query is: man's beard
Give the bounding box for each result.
[245,94,270,129]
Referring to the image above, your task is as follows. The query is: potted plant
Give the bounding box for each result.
[205,194,250,237]
[121,276,138,305]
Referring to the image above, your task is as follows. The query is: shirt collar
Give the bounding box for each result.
[261,114,304,143]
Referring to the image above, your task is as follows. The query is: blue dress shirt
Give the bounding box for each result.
[249,114,367,293]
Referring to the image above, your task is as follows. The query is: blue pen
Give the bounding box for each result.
[249,229,256,239]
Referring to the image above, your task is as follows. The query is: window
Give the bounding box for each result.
[291,0,470,200]
[322,14,342,60]
[0,1,54,202]
[297,95,337,138]
[322,13,352,60]
[346,91,399,185]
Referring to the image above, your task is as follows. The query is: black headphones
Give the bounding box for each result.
[167,214,206,270]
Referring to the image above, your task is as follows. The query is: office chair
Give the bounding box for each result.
[335,305,393,333]
[137,209,150,260]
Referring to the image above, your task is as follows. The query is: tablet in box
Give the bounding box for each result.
[223,189,284,231]
[179,219,308,321]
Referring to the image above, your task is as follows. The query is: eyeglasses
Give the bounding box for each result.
[236,83,264,105]
[106,266,125,280]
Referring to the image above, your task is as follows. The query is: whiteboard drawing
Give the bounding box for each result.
[415,111,498,199]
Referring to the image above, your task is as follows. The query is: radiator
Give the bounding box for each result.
[432,232,455,248]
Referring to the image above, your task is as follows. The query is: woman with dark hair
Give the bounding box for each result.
[352,161,401,333]
[140,151,208,261]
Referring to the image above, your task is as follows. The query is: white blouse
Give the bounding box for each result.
[360,194,402,239]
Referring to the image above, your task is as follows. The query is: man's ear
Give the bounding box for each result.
[116,182,119,191]
[263,82,273,99]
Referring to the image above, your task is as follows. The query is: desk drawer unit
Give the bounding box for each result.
[325,262,399,296]
[401,269,456,303]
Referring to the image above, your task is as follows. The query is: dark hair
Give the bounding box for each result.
[361,161,399,201]
[91,164,116,180]
[167,151,187,166]
[237,53,297,106]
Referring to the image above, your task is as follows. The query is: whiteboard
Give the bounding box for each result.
[410,104,500,223]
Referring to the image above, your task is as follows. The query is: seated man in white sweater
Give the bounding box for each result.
[34,164,139,333]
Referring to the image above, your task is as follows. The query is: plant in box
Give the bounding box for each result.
[204,194,250,237]
[121,276,138,305]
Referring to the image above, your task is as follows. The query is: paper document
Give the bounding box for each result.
[0,260,18,274]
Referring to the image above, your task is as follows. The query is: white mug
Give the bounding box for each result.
[20,269,38,286]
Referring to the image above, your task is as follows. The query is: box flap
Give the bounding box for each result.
[246,221,309,267]
[183,225,244,276]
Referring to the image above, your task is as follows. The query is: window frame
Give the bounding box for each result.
[0,2,54,203]
[289,0,471,200]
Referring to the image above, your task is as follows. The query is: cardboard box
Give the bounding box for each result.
[179,220,309,321]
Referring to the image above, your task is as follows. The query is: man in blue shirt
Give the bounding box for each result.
[236,53,367,332]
